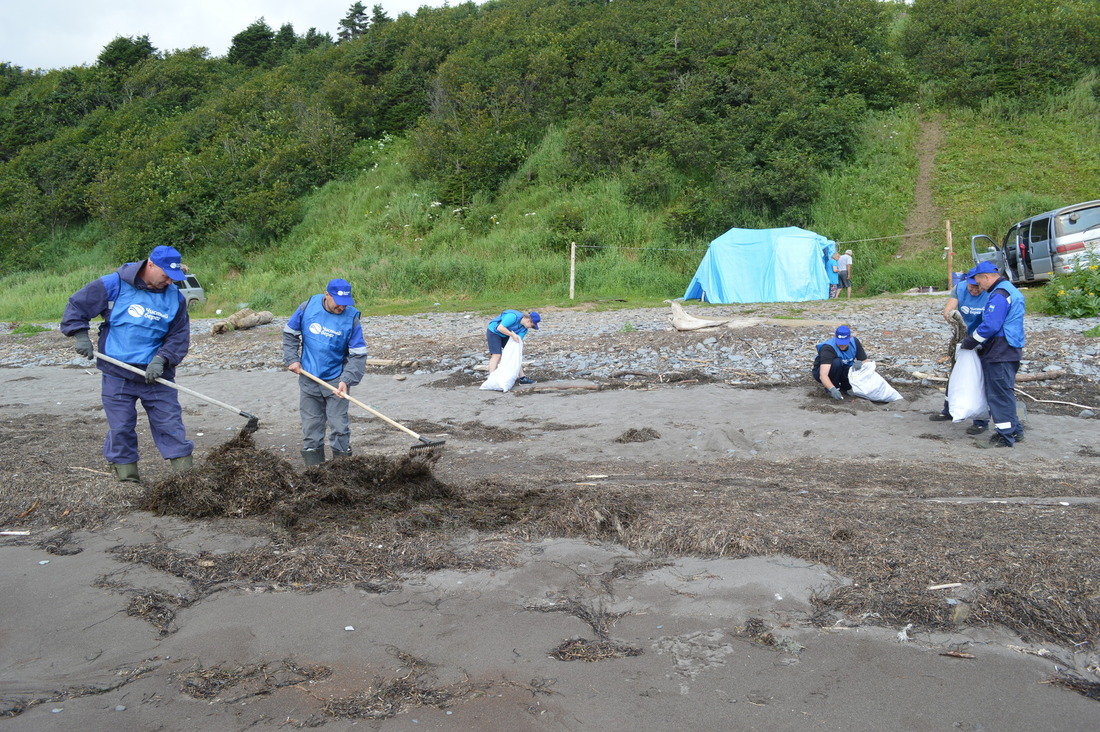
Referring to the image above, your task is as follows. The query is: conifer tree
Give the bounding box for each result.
[337,2,370,43]
[227,18,275,67]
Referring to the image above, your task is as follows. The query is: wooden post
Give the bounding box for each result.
[569,241,576,300]
[945,220,954,290]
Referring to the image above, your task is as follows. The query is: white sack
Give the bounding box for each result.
[848,360,903,402]
[480,337,523,392]
[947,346,987,421]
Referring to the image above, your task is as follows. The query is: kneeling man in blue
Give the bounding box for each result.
[960,261,1026,448]
[283,279,368,465]
[61,245,194,483]
[812,325,868,401]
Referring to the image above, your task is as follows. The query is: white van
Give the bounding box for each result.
[970,199,1100,285]
[178,273,206,311]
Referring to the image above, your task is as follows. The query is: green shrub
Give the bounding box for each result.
[860,259,945,295]
[11,323,50,336]
[1043,258,1100,318]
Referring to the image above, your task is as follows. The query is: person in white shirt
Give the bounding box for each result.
[837,249,853,299]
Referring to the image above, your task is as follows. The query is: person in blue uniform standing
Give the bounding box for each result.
[812,324,868,400]
[929,267,991,433]
[283,279,368,465]
[486,309,541,385]
[826,250,841,299]
[61,245,194,483]
[960,261,1026,448]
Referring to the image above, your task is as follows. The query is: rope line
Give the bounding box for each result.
[571,230,939,251]
[574,245,703,251]
[834,230,938,244]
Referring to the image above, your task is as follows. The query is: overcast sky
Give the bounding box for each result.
[0,1,453,72]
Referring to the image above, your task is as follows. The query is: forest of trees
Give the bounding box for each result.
[0,0,1097,275]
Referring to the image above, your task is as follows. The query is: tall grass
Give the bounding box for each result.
[935,74,1100,242]
[810,107,936,294]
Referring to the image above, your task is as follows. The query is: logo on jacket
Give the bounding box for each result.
[126,303,169,321]
[308,322,343,338]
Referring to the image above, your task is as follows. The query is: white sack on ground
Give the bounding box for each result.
[848,360,903,402]
[480,338,523,392]
[948,346,988,421]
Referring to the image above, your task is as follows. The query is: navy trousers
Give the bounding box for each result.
[981,360,1022,443]
[101,374,193,464]
[812,359,853,391]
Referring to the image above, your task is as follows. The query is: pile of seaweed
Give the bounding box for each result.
[139,431,450,526]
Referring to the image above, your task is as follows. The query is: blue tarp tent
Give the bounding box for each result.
[683,226,836,304]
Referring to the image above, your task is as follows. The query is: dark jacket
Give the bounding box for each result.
[61,260,190,382]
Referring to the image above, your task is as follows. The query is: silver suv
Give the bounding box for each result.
[179,273,206,311]
[971,199,1100,285]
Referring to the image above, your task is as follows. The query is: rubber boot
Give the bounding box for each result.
[302,448,325,466]
[170,455,194,473]
[112,462,140,483]
[332,448,352,459]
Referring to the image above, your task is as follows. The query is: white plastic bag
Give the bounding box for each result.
[848,360,903,402]
[480,337,523,392]
[947,346,987,421]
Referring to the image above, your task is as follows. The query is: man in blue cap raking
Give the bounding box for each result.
[62,245,194,482]
[283,279,368,465]
[812,324,868,400]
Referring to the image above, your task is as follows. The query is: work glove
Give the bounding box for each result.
[145,355,167,384]
[828,386,844,401]
[72,330,94,360]
[850,360,864,372]
[960,336,979,351]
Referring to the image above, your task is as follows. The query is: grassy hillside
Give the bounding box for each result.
[1,84,1099,322]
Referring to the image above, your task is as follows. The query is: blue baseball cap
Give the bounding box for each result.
[966,260,998,285]
[529,311,541,329]
[149,245,187,281]
[834,325,851,345]
[326,278,354,306]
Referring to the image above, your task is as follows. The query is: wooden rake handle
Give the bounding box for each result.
[297,368,423,440]
[93,350,259,425]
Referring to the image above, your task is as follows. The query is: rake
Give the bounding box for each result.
[92,350,260,432]
[298,368,445,455]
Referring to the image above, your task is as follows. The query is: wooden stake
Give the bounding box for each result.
[570,241,576,300]
[945,219,954,290]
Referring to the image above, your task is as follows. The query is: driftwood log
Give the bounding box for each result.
[1016,370,1065,382]
[366,358,418,367]
[211,308,274,334]
[913,370,1065,384]
[667,300,731,331]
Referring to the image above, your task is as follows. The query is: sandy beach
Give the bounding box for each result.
[2,299,1099,730]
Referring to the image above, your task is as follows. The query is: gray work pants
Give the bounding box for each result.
[298,375,351,452]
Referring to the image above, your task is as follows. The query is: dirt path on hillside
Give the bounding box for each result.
[901,113,946,258]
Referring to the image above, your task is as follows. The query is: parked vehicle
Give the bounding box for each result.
[178,273,206,311]
[970,199,1100,286]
